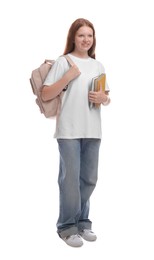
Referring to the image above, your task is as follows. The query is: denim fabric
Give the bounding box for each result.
[56,138,101,238]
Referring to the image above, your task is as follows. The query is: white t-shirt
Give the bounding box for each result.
[43,54,109,139]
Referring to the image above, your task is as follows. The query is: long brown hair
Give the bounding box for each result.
[63,18,96,59]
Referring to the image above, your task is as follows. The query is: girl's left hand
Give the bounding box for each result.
[89,88,109,105]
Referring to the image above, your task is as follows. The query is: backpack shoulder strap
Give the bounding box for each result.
[63,54,75,67]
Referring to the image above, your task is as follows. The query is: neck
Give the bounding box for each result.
[70,51,89,59]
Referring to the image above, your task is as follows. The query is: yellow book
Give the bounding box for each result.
[93,73,106,92]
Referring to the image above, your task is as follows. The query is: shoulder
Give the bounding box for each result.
[90,58,105,73]
[54,55,69,67]
[50,55,70,74]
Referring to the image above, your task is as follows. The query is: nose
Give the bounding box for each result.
[83,36,89,42]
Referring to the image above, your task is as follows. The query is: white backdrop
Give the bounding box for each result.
[0,0,154,259]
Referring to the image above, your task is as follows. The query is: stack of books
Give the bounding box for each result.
[89,73,109,108]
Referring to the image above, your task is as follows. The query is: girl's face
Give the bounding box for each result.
[74,26,94,55]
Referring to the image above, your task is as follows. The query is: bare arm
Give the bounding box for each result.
[41,65,80,101]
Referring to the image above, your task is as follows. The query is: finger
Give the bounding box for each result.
[89,91,97,97]
[99,83,106,93]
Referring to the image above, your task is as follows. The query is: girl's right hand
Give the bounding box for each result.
[65,65,81,82]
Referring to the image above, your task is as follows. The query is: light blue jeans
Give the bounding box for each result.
[56,138,101,238]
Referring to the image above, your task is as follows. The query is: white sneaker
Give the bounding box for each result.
[62,234,83,247]
[79,229,97,241]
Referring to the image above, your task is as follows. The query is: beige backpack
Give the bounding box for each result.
[29,55,74,118]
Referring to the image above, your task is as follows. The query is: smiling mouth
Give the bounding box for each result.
[82,44,90,47]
